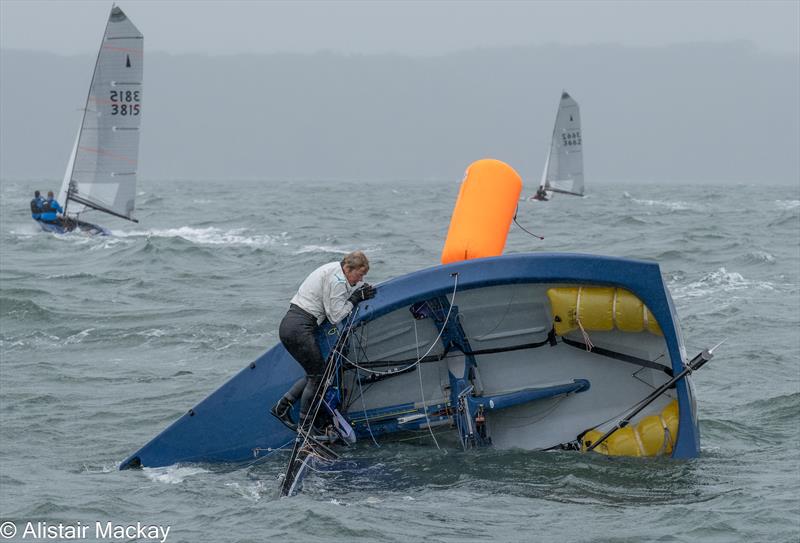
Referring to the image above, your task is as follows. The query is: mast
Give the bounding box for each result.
[543,92,561,192]
[538,147,551,192]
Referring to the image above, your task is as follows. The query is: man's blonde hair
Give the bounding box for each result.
[341,250,369,272]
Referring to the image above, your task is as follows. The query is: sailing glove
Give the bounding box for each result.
[348,284,376,306]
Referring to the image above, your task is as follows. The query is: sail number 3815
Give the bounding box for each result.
[109,90,140,116]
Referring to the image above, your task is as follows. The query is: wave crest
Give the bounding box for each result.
[671,267,775,299]
[117,227,290,247]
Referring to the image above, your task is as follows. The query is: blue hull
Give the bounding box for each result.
[35,219,111,236]
[120,252,700,469]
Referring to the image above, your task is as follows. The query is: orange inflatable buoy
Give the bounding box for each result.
[441,159,522,264]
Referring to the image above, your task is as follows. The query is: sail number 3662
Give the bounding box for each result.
[109,90,140,116]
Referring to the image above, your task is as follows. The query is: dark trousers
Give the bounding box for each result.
[279,305,325,375]
[278,305,325,421]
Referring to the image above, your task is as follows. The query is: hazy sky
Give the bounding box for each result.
[1,0,798,56]
[2,1,798,185]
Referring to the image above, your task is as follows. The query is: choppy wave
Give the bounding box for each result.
[2,179,799,542]
[628,196,704,212]
[767,206,800,227]
[670,267,775,299]
[7,223,45,237]
[116,226,290,247]
[0,297,54,321]
[64,328,94,344]
[295,243,384,256]
[225,480,272,502]
[742,251,777,264]
[775,200,799,209]
[745,392,800,425]
[143,465,210,484]
[614,215,649,226]
[295,244,351,255]
[80,463,117,474]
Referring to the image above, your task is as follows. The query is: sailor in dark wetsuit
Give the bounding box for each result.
[30,190,45,220]
[39,191,65,224]
[532,186,549,201]
[271,251,376,431]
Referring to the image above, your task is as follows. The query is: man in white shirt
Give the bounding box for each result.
[271,251,376,431]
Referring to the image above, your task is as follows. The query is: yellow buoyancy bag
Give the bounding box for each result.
[547,286,662,337]
[581,399,679,457]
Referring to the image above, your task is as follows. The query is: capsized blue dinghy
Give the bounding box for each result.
[120,252,701,470]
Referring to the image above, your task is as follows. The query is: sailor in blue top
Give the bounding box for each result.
[39,191,64,223]
[271,251,376,432]
[30,190,45,220]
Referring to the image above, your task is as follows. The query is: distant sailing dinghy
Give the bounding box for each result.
[532,91,584,201]
[36,6,143,235]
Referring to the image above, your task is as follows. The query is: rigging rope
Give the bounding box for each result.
[512,205,545,241]
[340,274,460,449]
[341,273,460,377]
[291,273,460,463]
[290,307,361,466]
[414,316,442,450]
[575,287,595,352]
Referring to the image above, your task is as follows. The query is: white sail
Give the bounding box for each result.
[60,6,143,221]
[540,91,583,197]
[58,126,80,207]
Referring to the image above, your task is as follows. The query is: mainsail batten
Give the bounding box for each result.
[59,6,143,222]
[538,91,584,198]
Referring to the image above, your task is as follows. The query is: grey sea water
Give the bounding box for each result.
[1,178,798,542]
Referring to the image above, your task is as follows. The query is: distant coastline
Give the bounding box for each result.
[1,43,798,185]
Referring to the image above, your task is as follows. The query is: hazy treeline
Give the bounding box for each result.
[1,42,797,185]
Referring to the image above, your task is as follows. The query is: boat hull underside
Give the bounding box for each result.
[340,282,680,451]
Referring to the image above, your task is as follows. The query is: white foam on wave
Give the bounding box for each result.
[82,463,115,474]
[137,328,167,338]
[1,332,63,349]
[65,328,94,344]
[225,480,269,502]
[88,239,127,251]
[42,231,128,249]
[670,267,775,299]
[8,223,43,237]
[746,251,776,264]
[10,223,121,245]
[295,244,349,255]
[143,465,209,484]
[775,200,800,209]
[116,226,289,247]
[295,243,383,255]
[630,197,701,211]
[45,272,95,279]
